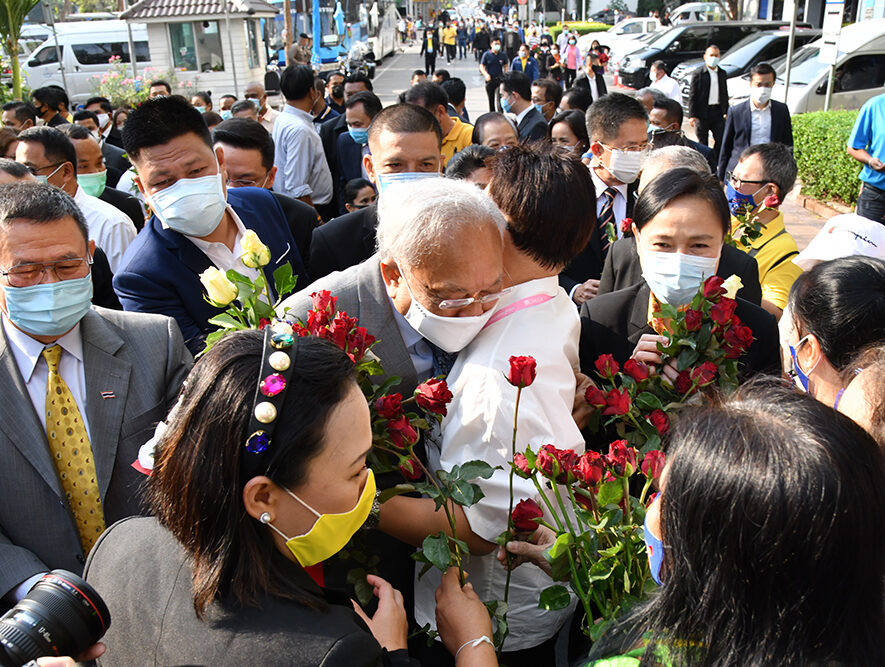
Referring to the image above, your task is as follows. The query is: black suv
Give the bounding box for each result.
[617,21,804,89]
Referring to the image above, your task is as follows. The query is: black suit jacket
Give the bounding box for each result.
[272,191,319,273]
[104,125,124,149]
[559,180,638,294]
[688,67,729,119]
[99,186,145,231]
[517,106,549,142]
[309,203,378,282]
[91,246,122,310]
[319,114,349,218]
[717,100,794,180]
[574,70,608,100]
[336,132,365,199]
[101,141,131,180]
[597,237,763,305]
[578,282,780,376]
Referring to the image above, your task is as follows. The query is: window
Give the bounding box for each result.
[836,54,885,92]
[621,22,643,34]
[195,21,224,72]
[28,45,61,66]
[170,22,197,71]
[246,19,261,69]
[675,27,713,52]
[123,41,151,63]
[710,26,749,52]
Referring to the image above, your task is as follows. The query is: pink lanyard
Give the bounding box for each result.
[482,293,553,330]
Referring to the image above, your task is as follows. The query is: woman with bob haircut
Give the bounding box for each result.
[548,109,590,157]
[578,167,780,379]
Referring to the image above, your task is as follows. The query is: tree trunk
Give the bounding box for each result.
[10,41,21,100]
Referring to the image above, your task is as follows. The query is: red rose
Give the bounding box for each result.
[258,318,271,330]
[513,453,533,479]
[326,312,358,350]
[554,447,579,484]
[386,415,419,449]
[690,361,718,387]
[640,450,666,480]
[398,456,423,481]
[647,409,669,436]
[346,326,375,363]
[573,450,605,487]
[684,308,703,332]
[375,393,403,419]
[620,217,634,235]
[311,290,337,315]
[723,318,754,358]
[594,354,620,379]
[306,308,331,336]
[605,439,636,476]
[623,359,650,382]
[674,370,694,395]
[536,445,561,479]
[763,194,780,209]
[585,386,607,409]
[511,498,544,532]
[415,378,453,416]
[703,276,726,301]
[602,388,632,416]
[710,298,738,326]
[574,491,593,511]
[506,355,537,388]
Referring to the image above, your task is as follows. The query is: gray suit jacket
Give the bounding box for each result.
[0,307,192,599]
[279,255,419,397]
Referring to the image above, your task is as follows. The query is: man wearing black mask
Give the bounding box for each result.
[325,72,346,115]
[648,97,715,172]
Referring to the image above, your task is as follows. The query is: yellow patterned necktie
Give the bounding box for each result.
[42,345,105,555]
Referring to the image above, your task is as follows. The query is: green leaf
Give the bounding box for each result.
[676,346,700,371]
[420,532,452,572]
[449,479,484,507]
[597,479,623,507]
[545,532,573,561]
[457,460,497,481]
[272,262,298,298]
[633,391,663,412]
[207,313,245,330]
[226,268,253,284]
[675,337,697,350]
[589,617,615,643]
[538,584,571,611]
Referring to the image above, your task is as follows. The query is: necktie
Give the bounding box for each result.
[42,345,105,555]
[429,342,458,378]
[598,187,618,253]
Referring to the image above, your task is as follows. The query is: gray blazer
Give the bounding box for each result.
[279,254,419,397]
[0,307,192,599]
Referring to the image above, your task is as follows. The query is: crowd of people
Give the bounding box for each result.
[0,25,884,667]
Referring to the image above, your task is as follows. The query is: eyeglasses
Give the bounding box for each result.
[726,172,768,189]
[600,141,649,154]
[227,171,270,188]
[25,161,64,177]
[0,255,93,287]
[437,287,511,310]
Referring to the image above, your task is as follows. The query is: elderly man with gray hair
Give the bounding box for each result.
[597,145,763,303]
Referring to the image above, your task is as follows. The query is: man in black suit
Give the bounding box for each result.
[500,71,547,142]
[335,91,382,213]
[84,96,124,149]
[72,110,131,188]
[717,63,793,181]
[688,44,729,158]
[212,118,319,272]
[649,97,716,172]
[307,104,444,282]
[574,52,608,103]
[561,93,647,306]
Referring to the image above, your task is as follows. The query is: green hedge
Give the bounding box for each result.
[549,22,611,42]
[792,109,861,206]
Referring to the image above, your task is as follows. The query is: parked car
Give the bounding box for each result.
[728,19,885,114]
[617,20,799,89]
[578,17,663,55]
[672,27,819,112]
[670,2,727,23]
[590,9,637,25]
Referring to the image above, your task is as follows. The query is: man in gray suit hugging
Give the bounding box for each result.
[0,182,192,607]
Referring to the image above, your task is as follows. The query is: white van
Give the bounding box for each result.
[23,20,150,105]
[670,2,726,23]
[578,17,663,54]
[728,19,885,114]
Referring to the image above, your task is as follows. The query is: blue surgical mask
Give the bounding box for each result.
[194,106,206,114]
[644,506,665,586]
[2,274,93,337]
[533,103,545,116]
[375,171,439,196]
[145,168,227,238]
[789,334,818,393]
[725,182,765,217]
[34,163,64,186]
[640,245,720,306]
[500,95,512,113]
[348,127,369,145]
[220,110,233,120]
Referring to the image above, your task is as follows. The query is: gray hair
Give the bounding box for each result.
[635,87,667,103]
[0,182,89,243]
[645,145,711,177]
[0,158,32,180]
[376,177,505,266]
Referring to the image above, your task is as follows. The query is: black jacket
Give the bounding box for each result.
[517,106,549,142]
[308,203,378,282]
[91,246,122,310]
[272,191,319,273]
[597,237,763,305]
[578,282,780,376]
[717,100,793,180]
[420,28,441,57]
[99,186,145,231]
[574,70,608,100]
[319,114,349,218]
[102,141,131,182]
[104,125,124,149]
[85,517,415,667]
[688,67,729,119]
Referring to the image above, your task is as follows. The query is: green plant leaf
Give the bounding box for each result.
[598,479,623,507]
[538,584,571,611]
[633,391,663,412]
[676,347,700,371]
[457,460,497,481]
[449,479,484,507]
[207,313,244,330]
[273,262,298,298]
[420,532,452,572]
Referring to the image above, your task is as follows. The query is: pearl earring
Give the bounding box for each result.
[259,512,272,524]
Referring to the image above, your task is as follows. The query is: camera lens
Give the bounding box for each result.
[0,570,110,667]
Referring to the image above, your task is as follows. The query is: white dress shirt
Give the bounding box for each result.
[750,101,772,145]
[586,73,600,100]
[272,105,333,205]
[73,186,137,274]
[651,73,682,102]
[513,104,532,127]
[389,299,433,381]
[707,66,719,106]
[414,276,582,651]
[189,207,262,283]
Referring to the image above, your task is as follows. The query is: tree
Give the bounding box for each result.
[0,0,41,99]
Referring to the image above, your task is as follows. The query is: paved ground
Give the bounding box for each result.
[370,43,830,250]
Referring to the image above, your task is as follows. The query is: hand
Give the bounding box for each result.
[351,575,408,652]
[572,278,599,305]
[689,117,698,127]
[35,644,106,666]
[496,524,558,578]
[434,568,493,657]
[573,371,597,430]
[484,74,491,82]
[869,157,884,171]
[631,334,680,384]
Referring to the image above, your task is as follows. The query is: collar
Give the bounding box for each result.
[751,101,771,112]
[189,205,244,249]
[388,292,424,351]
[72,184,87,203]
[2,314,84,383]
[514,104,532,124]
[590,167,628,200]
[282,105,314,123]
[502,275,559,301]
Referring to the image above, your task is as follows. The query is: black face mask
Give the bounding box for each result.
[331,85,344,99]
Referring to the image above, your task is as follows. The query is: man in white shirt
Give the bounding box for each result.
[688,44,729,157]
[649,59,682,102]
[244,81,280,133]
[272,65,333,207]
[16,127,137,273]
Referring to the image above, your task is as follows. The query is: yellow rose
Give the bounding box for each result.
[722,274,743,300]
[200,267,238,306]
[241,229,272,268]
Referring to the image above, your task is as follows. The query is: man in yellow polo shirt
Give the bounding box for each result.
[443,21,458,64]
[726,142,803,319]
[404,81,474,167]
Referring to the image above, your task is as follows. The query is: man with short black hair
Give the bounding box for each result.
[84,96,123,149]
[309,77,338,126]
[432,68,450,84]
[337,91,383,209]
[648,60,681,102]
[325,72,346,114]
[30,87,69,127]
[112,96,301,354]
[531,78,562,122]
[500,71,547,142]
[574,52,607,102]
[219,94,237,114]
[560,86,592,113]
[404,82,472,166]
[1,101,36,132]
[72,110,131,186]
[410,69,427,86]
[441,77,469,122]
[479,37,508,112]
[648,97,715,171]
[688,44,728,156]
[717,62,792,181]
[147,80,172,98]
[272,65,333,209]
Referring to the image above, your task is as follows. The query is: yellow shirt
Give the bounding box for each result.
[443,26,457,45]
[441,117,475,167]
[729,211,802,310]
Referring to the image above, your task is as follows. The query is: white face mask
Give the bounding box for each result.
[639,247,720,305]
[95,112,110,130]
[599,145,646,184]
[145,165,227,238]
[399,268,495,353]
[750,86,772,106]
[705,56,720,69]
